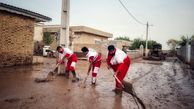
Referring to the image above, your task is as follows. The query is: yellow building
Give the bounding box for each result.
[40,25,113,53]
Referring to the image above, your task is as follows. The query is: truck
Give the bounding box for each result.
[147,43,166,60]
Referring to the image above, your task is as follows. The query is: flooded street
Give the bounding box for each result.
[0,57,194,109]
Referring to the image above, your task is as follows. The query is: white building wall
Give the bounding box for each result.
[34,23,43,41]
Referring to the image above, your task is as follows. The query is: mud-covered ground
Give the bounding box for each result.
[0,57,194,109]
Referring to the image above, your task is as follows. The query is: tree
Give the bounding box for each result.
[129,38,142,50]
[167,39,179,50]
[178,36,187,46]
[114,36,130,41]
[129,38,158,50]
[147,40,158,49]
[43,32,54,45]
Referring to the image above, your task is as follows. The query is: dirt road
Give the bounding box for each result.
[0,57,194,109]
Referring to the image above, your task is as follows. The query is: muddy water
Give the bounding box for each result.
[0,57,194,109]
[126,57,194,109]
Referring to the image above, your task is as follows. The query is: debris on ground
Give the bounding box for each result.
[4,98,20,103]
[34,77,53,83]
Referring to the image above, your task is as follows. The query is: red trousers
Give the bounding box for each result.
[111,57,130,89]
[66,54,77,72]
[92,55,101,77]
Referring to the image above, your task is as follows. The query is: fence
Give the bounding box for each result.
[177,41,194,69]
[191,41,194,69]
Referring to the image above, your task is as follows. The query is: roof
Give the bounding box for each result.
[0,3,51,22]
[70,26,113,38]
[42,25,113,38]
[43,25,61,33]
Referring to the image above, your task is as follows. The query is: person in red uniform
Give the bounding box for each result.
[56,46,79,82]
[81,47,102,85]
[106,45,131,94]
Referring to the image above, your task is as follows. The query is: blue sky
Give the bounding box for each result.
[1,0,194,49]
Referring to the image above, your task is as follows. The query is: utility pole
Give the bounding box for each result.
[145,22,153,57]
[60,0,70,47]
[145,22,149,57]
[58,0,70,74]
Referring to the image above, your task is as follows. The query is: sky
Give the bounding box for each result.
[1,0,194,50]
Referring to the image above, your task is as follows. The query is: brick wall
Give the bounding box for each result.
[0,11,34,67]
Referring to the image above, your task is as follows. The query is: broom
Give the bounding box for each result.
[78,74,89,88]
[34,63,60,83]
[109,69,146,109]
[122,80,146,109]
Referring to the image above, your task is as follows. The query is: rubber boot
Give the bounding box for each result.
[91,77,96,85]
[72,71,79,83]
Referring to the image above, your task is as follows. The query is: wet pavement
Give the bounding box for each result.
[0,57,194,109]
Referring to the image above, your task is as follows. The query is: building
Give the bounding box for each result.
[71,26,112,53]
[71,26,112,44]
[33,23,45,55]
[34,23,44,42]
[0,3,51,67]
[42,25,61,50]
[41,25,113,51]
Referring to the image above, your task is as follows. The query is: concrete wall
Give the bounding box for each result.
[191,41,194,69]
[74,43,142,61]
[34,23,43,41]
[176,40,194,69]
[74,43,107,61]
[177,45,186,61]
[0,11,34,67]
[127,51,142,60]
[107,40,132,50]
[177,43,191,64]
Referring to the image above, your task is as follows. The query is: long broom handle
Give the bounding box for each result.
[108,68,125,88]
[113,75,124,88]
[83,74,89,84]
[55,63,60,70]
[50,63,60,76]
[46,63,60,79]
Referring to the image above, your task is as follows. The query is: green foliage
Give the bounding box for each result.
[129,38,158,50]
[178,36,187,46]
[167,39,179,50]
[114,36,130,41]
[129,38,142,50]
[147,40,158,49]
[43,32,53,45]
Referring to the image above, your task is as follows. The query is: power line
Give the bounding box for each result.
[118,0,146,25]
